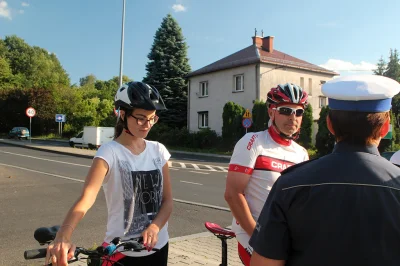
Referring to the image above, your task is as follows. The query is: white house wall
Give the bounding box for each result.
[188,64,257,134]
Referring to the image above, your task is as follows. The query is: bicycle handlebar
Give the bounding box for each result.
[24,248,47,260]
[24,236,160,264]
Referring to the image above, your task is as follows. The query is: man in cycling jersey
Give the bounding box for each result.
[224,83,309,266]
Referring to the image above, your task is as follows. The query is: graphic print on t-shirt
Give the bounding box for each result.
[117,160,163,236]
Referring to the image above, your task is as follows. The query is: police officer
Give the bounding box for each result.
[249,75,400,266]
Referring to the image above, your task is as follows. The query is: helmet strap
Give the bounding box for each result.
[272,119,299,140]
[121,112,135,137]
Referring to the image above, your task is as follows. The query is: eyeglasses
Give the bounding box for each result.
[130,114,159,126]
[273,106,304,117]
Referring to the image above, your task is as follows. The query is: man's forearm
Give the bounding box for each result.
[227,193,256,236]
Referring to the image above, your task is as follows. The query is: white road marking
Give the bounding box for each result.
[189,171,210,175]
[216,166,228,172]
[0,163,84,183]
[173,199,230,211]
[180,180,203,186]
[0,149,229,173]
[205,165,217,171]
[0,163,231,211]
[0,150,90,167]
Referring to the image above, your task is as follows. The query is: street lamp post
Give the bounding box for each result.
[119,0,126,88]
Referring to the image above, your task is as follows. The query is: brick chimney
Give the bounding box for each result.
[252,36,263,47]
[262,36,274,53]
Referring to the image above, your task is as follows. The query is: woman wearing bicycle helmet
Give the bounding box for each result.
[225,83,309,266]
[46,82,172,266]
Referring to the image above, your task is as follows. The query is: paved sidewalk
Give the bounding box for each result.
[1,139,242,265]
[169,232,242,265]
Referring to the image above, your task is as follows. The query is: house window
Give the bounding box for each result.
[234,74,244,92]
[319,96,327,108]
[320,80,326,85]
[199,81,208,97]
[300,77,304,88]
[198,111,209,128]
[308,78,312,95]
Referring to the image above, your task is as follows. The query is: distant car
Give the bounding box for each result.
[381,151,396,161]
[8,127,30,140]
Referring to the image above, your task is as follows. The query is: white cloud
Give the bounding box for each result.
[0,1,12,20]
[21,2,29,7]
[319,59,376,73]
[19,9,24,14]
[172,4,186,12]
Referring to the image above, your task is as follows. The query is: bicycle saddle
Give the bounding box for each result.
[205,222,235,237]
[34,226,60,245]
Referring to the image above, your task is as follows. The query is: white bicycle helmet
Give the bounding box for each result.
[267,83,308,106]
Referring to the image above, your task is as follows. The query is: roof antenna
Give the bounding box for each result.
[261,30,264,37]
[254,28,257,37]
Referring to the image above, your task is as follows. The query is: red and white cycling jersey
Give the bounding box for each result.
[229,127,308,251]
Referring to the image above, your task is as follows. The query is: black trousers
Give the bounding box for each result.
[114,243,169,266]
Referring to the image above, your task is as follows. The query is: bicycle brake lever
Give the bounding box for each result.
[123,242,143,251]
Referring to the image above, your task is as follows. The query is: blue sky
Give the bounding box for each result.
[1,0,399,85]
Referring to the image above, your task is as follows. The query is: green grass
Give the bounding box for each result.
[34,133,69,140]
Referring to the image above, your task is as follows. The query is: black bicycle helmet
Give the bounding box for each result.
[114,81,166,111]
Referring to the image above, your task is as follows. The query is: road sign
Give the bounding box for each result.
[243,109,252,119]
[242,118,252,129]
[55,114,66,123]
[114,108,120,117]
[26,107,36,118]
[383,124,393,140]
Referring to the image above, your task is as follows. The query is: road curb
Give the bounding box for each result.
[0,139,95,159]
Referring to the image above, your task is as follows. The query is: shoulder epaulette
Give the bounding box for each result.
[280,157,320,175]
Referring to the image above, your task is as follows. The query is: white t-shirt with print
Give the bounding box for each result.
[95,140,171,257]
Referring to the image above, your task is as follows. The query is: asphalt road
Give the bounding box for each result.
[29,138,231,164]
[0,143,233,265]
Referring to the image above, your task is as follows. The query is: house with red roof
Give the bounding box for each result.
[187,34,338,141]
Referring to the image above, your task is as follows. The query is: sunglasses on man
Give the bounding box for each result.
[273,106,304,117]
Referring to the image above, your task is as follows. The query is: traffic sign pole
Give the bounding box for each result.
[29,117,32,143]
[26,107,36,143]
[242,109,253,135]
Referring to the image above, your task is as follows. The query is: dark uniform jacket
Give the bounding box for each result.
[250,141,400,266]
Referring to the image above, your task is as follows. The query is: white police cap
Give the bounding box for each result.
[390,150,400,166]
[322,75,400,112]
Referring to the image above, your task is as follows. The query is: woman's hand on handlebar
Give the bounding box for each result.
[142,224,160,252]
[45,234,76,266]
